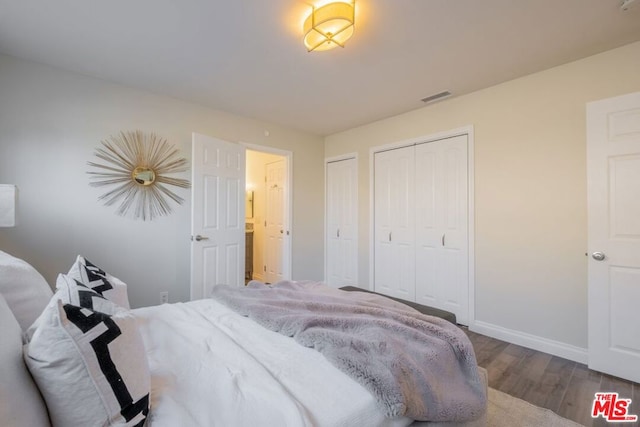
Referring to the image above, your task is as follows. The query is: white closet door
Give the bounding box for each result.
[374,146,416,300]
[326,158,358,287]
[415,135,469,324]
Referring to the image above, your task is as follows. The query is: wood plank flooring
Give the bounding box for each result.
[462,328,639,426]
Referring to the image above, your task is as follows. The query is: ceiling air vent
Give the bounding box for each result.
[421,91,452,104]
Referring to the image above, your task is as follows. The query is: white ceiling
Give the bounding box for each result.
[1,0,639,136]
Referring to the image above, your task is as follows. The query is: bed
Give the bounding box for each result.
[0,250,488,427]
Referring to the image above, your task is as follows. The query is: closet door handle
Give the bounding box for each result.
[389,232,392,242]
[337,228,340,238]
[442,234,445,246]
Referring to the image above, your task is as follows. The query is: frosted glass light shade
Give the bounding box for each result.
[303,1,355,52]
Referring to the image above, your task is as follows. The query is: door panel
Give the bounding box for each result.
[415,147,438,305]
[226,178,240,228]
[609,155,640,237]
[225,243,241,285]
[443,138,468,320]
[191,133,245,300]
[265,160,285,283]
[373,152,394,296]
[203,246,219,288]
[413,136,468,324]
[395,240,415,299]
[326,158,358,287]
[393,147,416,301]
[588,92,640,382]
[203,176,219,228]
[326,160,341,287]
[374,147,415,300]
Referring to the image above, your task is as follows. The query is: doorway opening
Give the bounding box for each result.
[245,147,291,284]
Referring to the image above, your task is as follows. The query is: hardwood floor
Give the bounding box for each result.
[462,328,639,426]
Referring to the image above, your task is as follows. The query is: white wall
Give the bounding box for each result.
[325,41,640,356]
[0,54,325,308]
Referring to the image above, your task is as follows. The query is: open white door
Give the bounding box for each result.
[264,159,286,284]
[191,133,245,300]
[587,91,640,383]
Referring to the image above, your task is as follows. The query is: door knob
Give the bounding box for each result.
[592,252,606,261]
[194,235,209,242]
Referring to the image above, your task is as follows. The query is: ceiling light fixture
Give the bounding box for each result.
[303,1,355,52]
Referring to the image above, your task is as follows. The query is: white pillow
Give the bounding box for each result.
[0,293,50,427]
[0,250,53,331]
[67,255,130,309]
[24,298,150,427]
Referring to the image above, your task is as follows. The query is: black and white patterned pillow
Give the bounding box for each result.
[24,298,150,427]
[56,273,123,314]
[24,274,122,343]
[67,255,130,309]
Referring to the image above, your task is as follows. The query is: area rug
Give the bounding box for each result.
[487,387,585,427]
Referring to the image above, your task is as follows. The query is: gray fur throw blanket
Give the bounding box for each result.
[211,280,487,422]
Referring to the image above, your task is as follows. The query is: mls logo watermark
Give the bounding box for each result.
[591,392,638,423]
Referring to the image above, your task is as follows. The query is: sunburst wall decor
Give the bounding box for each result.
[87,130,190,221]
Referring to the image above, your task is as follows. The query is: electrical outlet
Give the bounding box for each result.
[160,291,169,304]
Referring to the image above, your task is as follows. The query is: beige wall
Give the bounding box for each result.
[325,41,640,352]
[0,54,325,308]
[2,39,639,355]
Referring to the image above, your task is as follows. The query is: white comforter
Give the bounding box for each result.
[132,299,414,427]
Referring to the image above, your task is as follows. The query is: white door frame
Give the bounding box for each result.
[324,153,358,286]
[369,125,475,324]
[242,142,293,281]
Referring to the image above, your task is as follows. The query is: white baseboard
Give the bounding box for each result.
[470,320,588,364]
